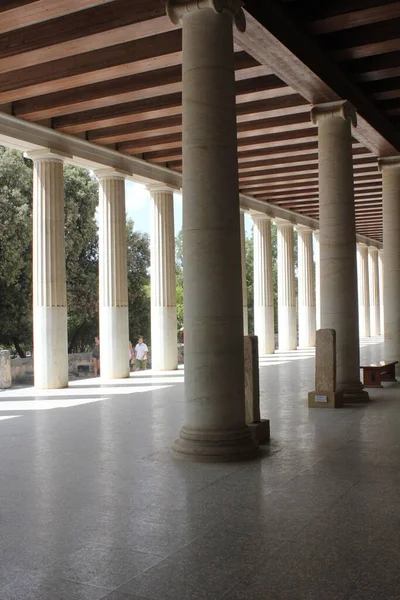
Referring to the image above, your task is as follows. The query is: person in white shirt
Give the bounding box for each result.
[134,336,148,370]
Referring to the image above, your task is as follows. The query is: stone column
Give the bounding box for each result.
[368,246,381,336]
[357,243,371,338]
[240,209,249,336]
[379,157,400,365]
[97,170,129,379]
[276,220,296,351]
[252,214,274,354]
[149,185,178,371]
[296,225,316,347]
[314,231,321,331]
[311,101,367,401]
[378,249,384,335]
[167,0,257,460]
[29,150,68,389]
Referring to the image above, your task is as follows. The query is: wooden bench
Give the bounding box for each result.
[360,361,398,388]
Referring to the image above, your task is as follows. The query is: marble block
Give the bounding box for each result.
[0,350,12,389]
[244,335,270,442]
[308,329,343,408]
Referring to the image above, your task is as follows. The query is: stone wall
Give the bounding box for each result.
[4,344,185,386]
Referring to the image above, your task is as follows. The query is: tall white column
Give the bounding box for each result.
[378,249,384,335]
[276,220,296,351]
[379,158,400,366]
[167,0,257,460]
[29,150,68,389]
[357,243,371,338]
[149,185,178,371]
[240,209,249,336]
[297,226,316,347]
[368,246,381,336]
[97,170,129,379]
[311,101,367,401]
[252,214,274,354]
[314,231,321,331]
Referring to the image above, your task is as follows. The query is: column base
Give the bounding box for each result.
[173,425,259,462]
[342,389,370,403]
[339,382,370,403]
[308,391,344,409]
[248,419,270,444]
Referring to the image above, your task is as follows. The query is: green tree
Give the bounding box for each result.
[0,147,33,356]
[127,218,151,344]
[175,229,184,331]
[64,165,99,352]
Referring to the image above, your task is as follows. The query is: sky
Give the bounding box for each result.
[125,180,253,236]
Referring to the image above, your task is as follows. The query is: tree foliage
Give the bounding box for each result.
[175,229,184,331]
[0,148,151,356]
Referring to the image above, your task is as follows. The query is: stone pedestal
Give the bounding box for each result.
[97,170,129,379]
[276,220,296,351]
[297,226,316,347]
[357,243,371,337]
[369,246,381,336]
[379,158,400,370]
[244,336,270,443]
[308,329,343,408]
[252,214,274,355]
[29,150,68,389]
[149,185,178,371]
[311,101,368,402]
[167,0,257,461]
[0,350,11,389]
[240,209,249,336]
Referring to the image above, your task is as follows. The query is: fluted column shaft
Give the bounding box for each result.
[167,1,256,460]
[240,210,249,336]
[311,101,366,400]
[357,243,371,338]
[30,152,68,389]
[380,159,400,366]
[97,172,129,379]
[150,186,177,370]
[297,226,316,347]
[253,215,274,354]
[314,231,321,330]
[277,221,296,350]
[369,246,381,336]
[378,249,384,335]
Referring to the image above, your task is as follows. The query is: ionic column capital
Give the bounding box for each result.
[251,211,271,222]
[311,100,357,128]
[378,156,400,171]
[27,148,71,163]
[369,245,379,255]
[295,224,314,234]
[166,0,246,32]
[274,218,294,228]
[147,183,176,195]
[94,168,129,181]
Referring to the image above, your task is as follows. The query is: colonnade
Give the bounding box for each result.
[27,0,399,460]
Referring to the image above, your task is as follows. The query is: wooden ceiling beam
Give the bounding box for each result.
[0,30,183,104]
[54,93,309,134]
[88,111,309,146]
[0,0,118,34]
[0,1,170,75]
[15,58,273,121]
[239,1,400,155]
[326,19,400,61]
[308,2,400,34]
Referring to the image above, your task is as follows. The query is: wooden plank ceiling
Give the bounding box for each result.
[1,0,400,241]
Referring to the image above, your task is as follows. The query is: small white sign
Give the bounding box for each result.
[315,395,328,403]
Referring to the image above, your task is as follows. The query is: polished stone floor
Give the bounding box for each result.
[1,337,399,599]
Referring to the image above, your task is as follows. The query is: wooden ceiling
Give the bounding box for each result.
[1,0,400,241]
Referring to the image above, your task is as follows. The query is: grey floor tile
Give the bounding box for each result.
[45,544,162,590]
[0,338,398,600]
